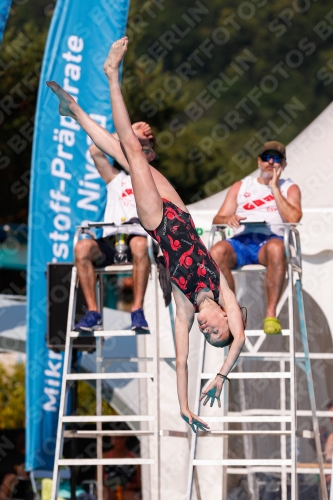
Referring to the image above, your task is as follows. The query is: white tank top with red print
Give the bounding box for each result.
[234,175,295,237]
[103,171,147,237]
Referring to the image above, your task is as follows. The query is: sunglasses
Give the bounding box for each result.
[260,154,284,164]
[142,147,152,155]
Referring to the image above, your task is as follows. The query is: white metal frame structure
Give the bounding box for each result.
[330,456,333,500]
[186,223,328,500]
[51,223,161,500]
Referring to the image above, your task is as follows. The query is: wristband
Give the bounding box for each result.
[216,373,230,382]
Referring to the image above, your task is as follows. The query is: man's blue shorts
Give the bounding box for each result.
[227,232,283,268]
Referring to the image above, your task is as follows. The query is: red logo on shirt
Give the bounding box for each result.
[242,194,275,210]
[244,192,251,197]
[122,188,134,198]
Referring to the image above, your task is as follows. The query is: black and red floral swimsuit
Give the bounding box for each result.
[144,199,220,312]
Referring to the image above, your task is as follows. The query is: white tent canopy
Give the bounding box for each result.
[187,102,333,340]
[188,102,333,257]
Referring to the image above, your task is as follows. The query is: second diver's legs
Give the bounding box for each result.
[46,81,121,159]
[47,38,184,232]
[47,79,164,231]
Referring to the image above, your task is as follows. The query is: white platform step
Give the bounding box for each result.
[245,329,290,336]
[227,466,332,475]
[201,372,291,379]
[201,430,292,436]
[239,352,333,360]
[233,264,266,272]
[61,415,154,423]
[95,264,133,273]
[203,416,292,423]
[59,458,154,466]
[160,429,294,438]
[64,430,154,438]
[194,459,292,466]
[70,330,148,337]
[65,372,154,380]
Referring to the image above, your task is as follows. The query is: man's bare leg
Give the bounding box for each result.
[75,239,103,311]
[129,236,150,311]
[258,238,286,317]
[210,241,237,292]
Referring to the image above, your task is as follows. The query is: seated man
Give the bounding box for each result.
[74,122,155,331]
[210,141,302,334]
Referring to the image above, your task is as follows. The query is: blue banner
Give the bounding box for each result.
[0,0,12,44]
[26,0,130,471]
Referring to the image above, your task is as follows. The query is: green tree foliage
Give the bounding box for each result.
[123,2,237,202]
[0,361,116,427]
[77,381,117,416]
[126,0,333,199]
[0,362,25,428]
[0,0,52,222]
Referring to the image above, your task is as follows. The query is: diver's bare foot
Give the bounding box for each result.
[104,37,128,76]
[46,81,78,118]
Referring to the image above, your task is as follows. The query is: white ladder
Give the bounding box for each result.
[186,223,328,500]
[51,223,161,500]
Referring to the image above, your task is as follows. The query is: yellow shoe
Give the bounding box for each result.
[264,317,282,335]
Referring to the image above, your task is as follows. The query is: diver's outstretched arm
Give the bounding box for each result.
[218,272,246,375]
[199,274,245,407]
[174,309,210,433]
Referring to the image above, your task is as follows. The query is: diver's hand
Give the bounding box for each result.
[181,408,210,434]
[199,376,224,408]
